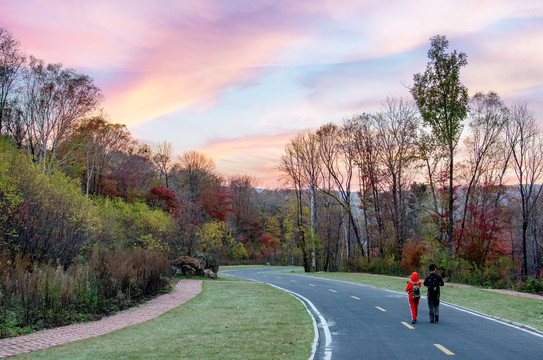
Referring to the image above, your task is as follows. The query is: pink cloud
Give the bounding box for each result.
[198,130,300,187]
[3,0,316,125]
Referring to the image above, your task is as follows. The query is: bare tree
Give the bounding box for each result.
[284,130,322,268]
[174,150,217,201]
[457,92,509,250]
[279,138,312,271]
[373,98,420,253]
[21,57,102,172]
[316,122,365,259]
[414,129,448,244]
[506,104,543,278]
[0,27,25,132]
[152,141,174,188]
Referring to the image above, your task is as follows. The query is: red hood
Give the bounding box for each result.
[410,272,419,282]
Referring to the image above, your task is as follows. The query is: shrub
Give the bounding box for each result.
[0,247,171,338]
[516,277,543,294]
[401,241,425,274]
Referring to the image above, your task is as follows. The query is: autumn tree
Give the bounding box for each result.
[198,185,235,222]
[411,35,469,251]
[196,220,236,263]
[63,115,131,195]
[103,143,155,201]
[228,175,259,239]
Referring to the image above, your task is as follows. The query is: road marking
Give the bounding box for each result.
[434,344,454,355]
[351,296,360,300]
[329,289,337,293]
[401,322,415,329]
[309,284,316,287]
[268,284,332,360]
[375,306,386,312]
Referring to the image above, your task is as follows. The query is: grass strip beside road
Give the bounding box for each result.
[292,271,543,332]
[14,281,313,360]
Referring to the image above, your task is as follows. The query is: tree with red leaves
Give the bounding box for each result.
[198,186,235,222]
[147,185,180,216]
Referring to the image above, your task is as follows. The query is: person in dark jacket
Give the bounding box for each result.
[405,272,421,324]
[424,264,444,323]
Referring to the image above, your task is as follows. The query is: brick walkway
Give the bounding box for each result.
[0,280,202,358]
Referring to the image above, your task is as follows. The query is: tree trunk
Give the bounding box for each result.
[448,151,454,253]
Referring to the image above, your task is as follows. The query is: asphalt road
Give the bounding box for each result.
[222,268,543,360]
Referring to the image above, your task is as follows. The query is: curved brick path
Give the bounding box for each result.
[0,280,202,358]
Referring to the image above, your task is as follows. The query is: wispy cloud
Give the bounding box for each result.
[4,0,543,182]
[199,130,300,186]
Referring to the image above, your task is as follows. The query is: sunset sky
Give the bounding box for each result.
[3,0,543,187]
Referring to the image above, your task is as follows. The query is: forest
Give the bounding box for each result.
[1,28,542,337]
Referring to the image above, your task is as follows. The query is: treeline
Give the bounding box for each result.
[279,35,543,291]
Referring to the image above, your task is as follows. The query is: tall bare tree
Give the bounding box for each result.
[373,98,420,253]
[506,104,543,278]
[279,138,312,271]
[174,150,217,201]
[317,122,365,259]
[286,130,322,268]
[0,27,25,132]
[21,57,102,172]
[457,92,509,250]
[152,141,174,188]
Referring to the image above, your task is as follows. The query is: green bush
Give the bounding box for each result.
[516,277,543,294]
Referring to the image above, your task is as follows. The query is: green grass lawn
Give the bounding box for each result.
[14,281,313,360]
[291,270,543,332]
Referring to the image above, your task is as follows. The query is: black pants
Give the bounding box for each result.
[427,294,440,321]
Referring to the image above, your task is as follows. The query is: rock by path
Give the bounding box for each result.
[0,280,202,359]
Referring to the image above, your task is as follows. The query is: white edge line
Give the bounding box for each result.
[267,283,327,360]
[440,301,543,339]
[288,273,543,339]
[220,272,329,360]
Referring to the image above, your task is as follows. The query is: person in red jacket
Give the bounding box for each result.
[405,272,421,324]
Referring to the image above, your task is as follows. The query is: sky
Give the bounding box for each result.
[3,0,543,187]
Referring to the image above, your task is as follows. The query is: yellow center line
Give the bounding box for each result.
[309,284,316,287]
[434,344,454,355]
[329,289,337,293]
[375,306,386,312]
[401,322,415,329]
[351,296,360,300]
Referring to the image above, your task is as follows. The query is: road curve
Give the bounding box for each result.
[222,268,543,360]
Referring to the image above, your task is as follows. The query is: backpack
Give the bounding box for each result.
[427,273,439,294]
[412,282,420,300]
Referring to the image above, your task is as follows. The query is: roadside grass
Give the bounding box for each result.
[221,265,292,271]
[13,281,313,360]
[290,270,543,332]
